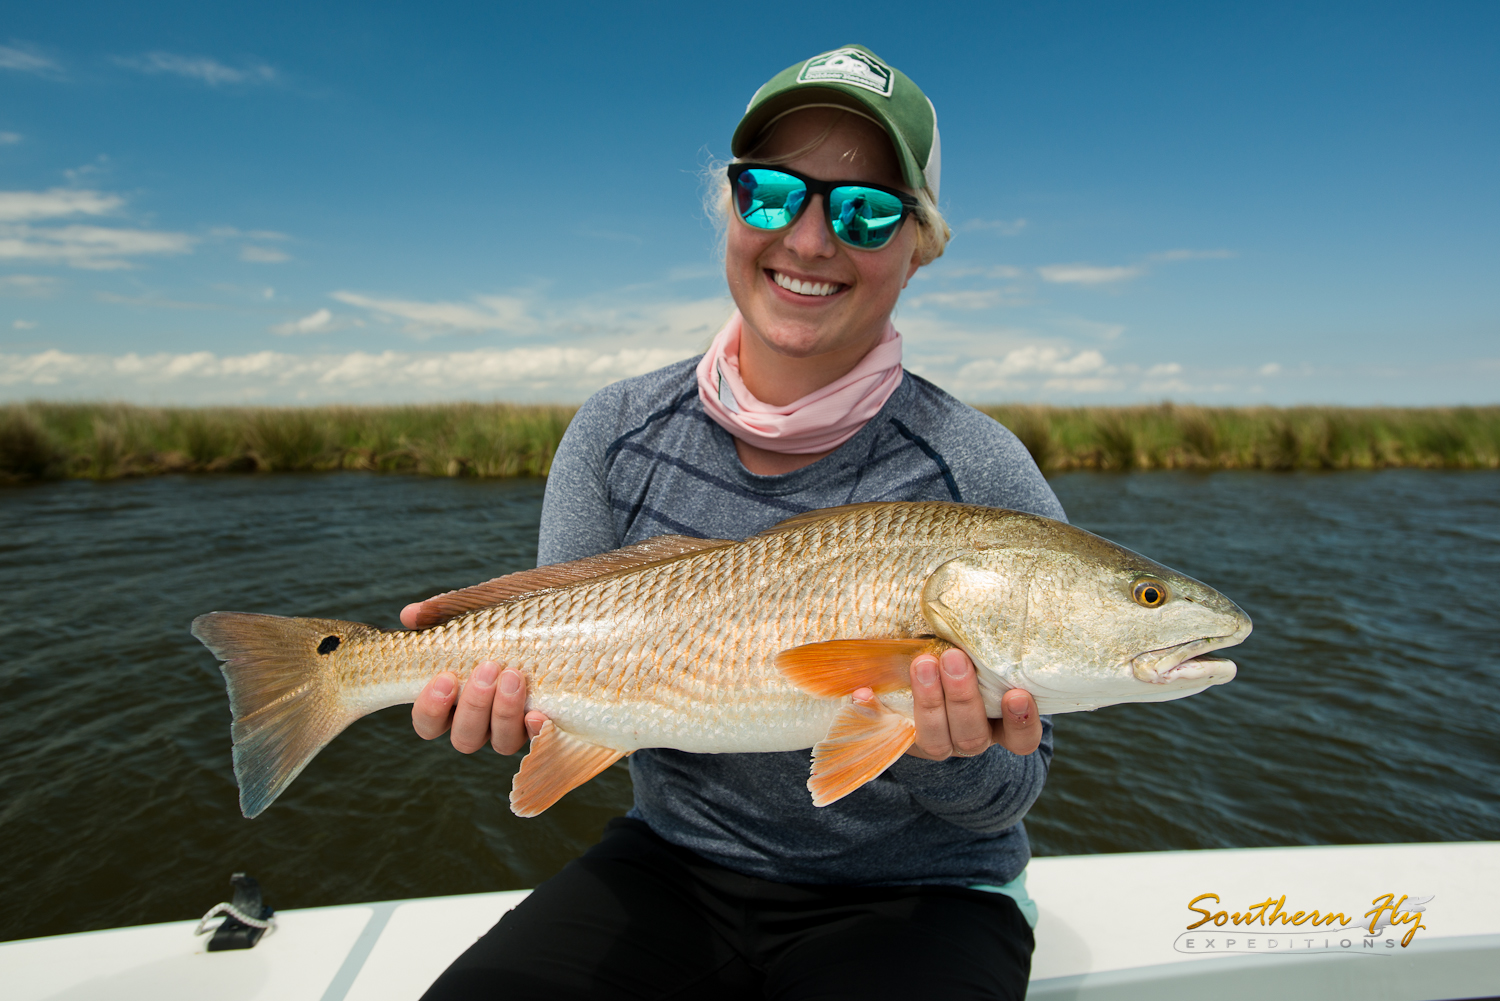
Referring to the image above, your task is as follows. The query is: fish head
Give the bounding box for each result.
[921,515,1252,714]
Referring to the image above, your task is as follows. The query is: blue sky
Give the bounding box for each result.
[1,1,1495,406]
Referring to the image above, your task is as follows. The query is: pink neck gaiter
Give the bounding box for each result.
[695,310,904,455]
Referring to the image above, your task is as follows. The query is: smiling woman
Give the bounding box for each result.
[403,45,1061,1001]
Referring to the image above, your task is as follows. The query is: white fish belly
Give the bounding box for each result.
[530,688,842,754]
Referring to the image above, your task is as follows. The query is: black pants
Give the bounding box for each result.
[422,817,1033,1000]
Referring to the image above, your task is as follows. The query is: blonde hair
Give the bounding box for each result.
[702,112,951,267]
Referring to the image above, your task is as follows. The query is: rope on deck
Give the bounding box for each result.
[194,901,277,937]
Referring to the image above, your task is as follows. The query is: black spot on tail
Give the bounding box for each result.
[317,635,340,655]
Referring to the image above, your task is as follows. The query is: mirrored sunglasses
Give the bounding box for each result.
[728,164,919,250]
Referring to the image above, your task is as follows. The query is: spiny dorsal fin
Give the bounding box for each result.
[509,722,624,818]
[808,694,916,807]
[408,534,736,628]
[755,502,888,537]
[775,638,951,698]
[755,501,971,538]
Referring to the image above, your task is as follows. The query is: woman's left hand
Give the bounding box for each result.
[899,648,1041,760]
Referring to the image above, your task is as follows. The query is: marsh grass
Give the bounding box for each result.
[1,402,1495,483]
[979,404,1500,472]
[0,403,575,483]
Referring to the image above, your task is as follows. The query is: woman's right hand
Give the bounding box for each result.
[404,600,547,754]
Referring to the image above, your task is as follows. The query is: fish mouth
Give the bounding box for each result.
[1130,635,1243,686]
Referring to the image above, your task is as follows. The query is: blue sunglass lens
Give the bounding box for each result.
[734,169,805,230]
[733,169,907,249]
[829,187,906,248]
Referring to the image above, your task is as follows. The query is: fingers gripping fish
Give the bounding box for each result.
[191,502,1252,819]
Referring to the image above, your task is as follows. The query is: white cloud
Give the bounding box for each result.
[997,249,1235,291]
[923,264,1024,281]
[0,274,58,296]
[116,52,277,86]
[906,290,1009,310]
[0,288,734,402]
[0,132,21,145]
[240,245,290,263]
[1259,362,1281,375]
[328,289,734,350]
[333,291,539,335]
[1138,363,1191,394]
[0,345,696,403]
[96,291,218,310]
[1045,376,1121,393]
[0,44,58,76]
[1037,263,1145,285]
[961,218,1027,236]
[953,345,1112,389]
[0,188,123,222]
[0,187,193,267]
[12,319,36,329]
[63,158,110,184]
[270,308,346,336]
[951,344,1125,396]
[898,307,1141,400]
[0,222,195,269]
[1052,316,1126,341]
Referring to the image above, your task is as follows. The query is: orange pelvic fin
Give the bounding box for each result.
[409,534,737,628]
[774,638,951,698]
[808,695,917,807]
[509,722,624,818]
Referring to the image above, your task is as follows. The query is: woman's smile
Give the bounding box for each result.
[768,268,846,298]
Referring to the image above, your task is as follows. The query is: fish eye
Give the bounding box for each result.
[1132,580,1170,608]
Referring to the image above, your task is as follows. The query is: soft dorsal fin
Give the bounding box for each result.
[807,694,917,807]
[509,722,624,818]
[775,638,951,698]
[408,534,736,628]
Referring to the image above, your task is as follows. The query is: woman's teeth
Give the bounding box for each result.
[772,271,840,297]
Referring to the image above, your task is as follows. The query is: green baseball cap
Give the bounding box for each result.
[732,45,941,198]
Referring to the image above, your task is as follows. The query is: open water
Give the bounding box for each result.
[1,470,1496,942]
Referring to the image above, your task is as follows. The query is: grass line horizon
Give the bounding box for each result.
[2,401,1497,483]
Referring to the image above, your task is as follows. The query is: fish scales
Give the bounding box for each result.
[371,507,955,749]
[192,501,1252,818]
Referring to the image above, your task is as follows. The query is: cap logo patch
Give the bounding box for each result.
[796,48,893,97]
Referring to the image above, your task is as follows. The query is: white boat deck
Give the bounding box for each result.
[5,841,1498,1001]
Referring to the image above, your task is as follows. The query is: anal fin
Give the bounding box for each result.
[808,695,917,808]
[509,722,624,818]
[775,638,951,698]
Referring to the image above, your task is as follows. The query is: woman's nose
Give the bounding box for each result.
[782,195,837,259]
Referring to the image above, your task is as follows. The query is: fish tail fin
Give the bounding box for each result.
[191,612,375,819]
[808,694,916,807]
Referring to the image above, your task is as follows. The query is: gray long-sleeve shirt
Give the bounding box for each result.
[538,357,1065,887]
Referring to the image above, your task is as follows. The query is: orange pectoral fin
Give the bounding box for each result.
[509,722,624,818]
[807,695,917,808]
[774,638,952,698]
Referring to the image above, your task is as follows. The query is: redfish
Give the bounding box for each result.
[192,502,1250,819]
